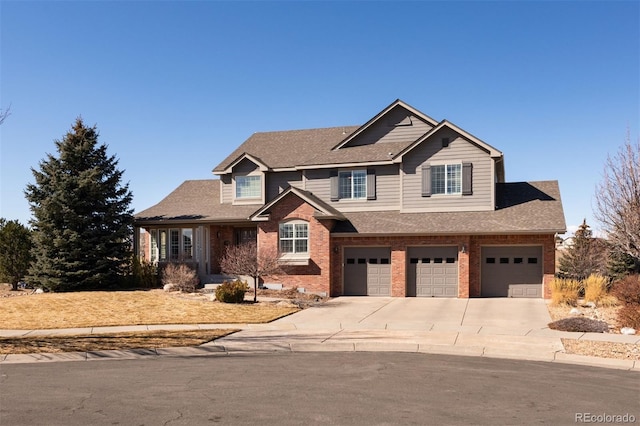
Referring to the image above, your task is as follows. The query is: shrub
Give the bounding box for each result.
[611,274,640,306]
[131,256,159,289]
[617,305,640,329]
[583,274,616,307]
[161,263,199,293]
[548,317,609,333]
[215,280,249,303]
[550,278,581,306]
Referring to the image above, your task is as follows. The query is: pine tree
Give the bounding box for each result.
[0,219,33,290]
[24,119,133,291]
[558,219,607,280]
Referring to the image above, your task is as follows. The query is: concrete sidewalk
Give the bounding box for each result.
[1,298,639,371]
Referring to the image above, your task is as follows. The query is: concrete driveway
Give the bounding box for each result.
[273,297,553,334]
[214,297,566,361]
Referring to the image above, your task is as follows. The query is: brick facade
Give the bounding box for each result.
[255,193,334,294]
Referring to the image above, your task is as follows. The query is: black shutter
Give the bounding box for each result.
[366,168,376,200]
[330,170,339,201]
[462,162,473,195]
[421,165,431,197]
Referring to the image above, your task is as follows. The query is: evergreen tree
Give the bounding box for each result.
[558,219,607,280]
[0,219,33,290]
[24,118,133,291]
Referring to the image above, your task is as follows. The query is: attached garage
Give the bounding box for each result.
[407,246,458,297]
[481,246,542,297]
[343,247,391,296]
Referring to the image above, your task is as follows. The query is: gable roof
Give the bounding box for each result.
[332,99,439,150]
[332,181,566,235]
[134,180,255,224]
[250,186,345,221]
[213,100,503,173]
[395,120,503,161]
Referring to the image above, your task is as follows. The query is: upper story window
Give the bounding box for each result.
[432,164,461,195]
[422,162,472,197]
[235,175,261,199]
[279,221,309,255]
[331,168,375,201]
[339,170,367,199]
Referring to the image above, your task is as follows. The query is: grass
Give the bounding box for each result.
[0,287,300,354]
[0,329,237,355]
[0,289,299,330]
[550,278,581,306]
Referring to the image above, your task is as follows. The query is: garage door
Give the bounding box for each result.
[407,247,458,297]
[344,247,391,296]
[481,246,542,297]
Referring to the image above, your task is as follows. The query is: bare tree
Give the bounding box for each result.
[219,242,283,302]
[594,132,640,262]
[0,104,11,125]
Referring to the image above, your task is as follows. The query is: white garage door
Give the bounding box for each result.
[481,246,542,298]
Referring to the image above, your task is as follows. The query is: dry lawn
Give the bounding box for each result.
[0,329,236,355]
[0,288,299,330]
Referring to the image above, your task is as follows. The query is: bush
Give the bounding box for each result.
[161,263,199,292]
[550,278,581,306]
[215,280,249,303]
[131,256,159,289]
[611,274,640,306]
[617,305,640,329]
[548,317,609,333]
[583,274,616,307]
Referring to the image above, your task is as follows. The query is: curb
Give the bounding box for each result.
[2,343,638,371]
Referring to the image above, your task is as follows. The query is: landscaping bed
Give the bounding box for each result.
[547,302,639,361]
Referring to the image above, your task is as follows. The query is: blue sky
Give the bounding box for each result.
[1,1,638,237]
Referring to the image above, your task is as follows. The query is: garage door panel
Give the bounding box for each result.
[408,247,458,298]
[482,246,542,298]
[344,248,391,296]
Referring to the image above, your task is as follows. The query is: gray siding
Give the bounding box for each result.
[233,158,259,174]
[267,171,303,201]
[402,130,493,212]
[221,175,232,204]
[305,165,400,211]
[344,107,433,147]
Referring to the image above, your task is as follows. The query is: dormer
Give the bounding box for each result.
[220,153,268,205]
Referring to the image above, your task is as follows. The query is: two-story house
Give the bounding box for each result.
[134,100,566,298]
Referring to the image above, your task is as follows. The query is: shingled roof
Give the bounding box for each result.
[213,126,361,172]
[135,180,256,225]
[136,179,565,235]
[332,181,566,235]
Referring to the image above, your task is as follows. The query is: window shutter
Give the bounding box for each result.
[462,162,473,195]
[366,168,376,200]
[330,170,339,201]
[421,165,431,197]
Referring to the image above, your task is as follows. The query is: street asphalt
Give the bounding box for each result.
[1,297,639,370]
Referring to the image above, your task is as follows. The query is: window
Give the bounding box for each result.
[432,164,461,195]
[339,170,367,199]
[170,229,180,260]
[235,175,261,198]
[279,221,308,255]
[182,229,193,260]
[149,228,194,262]
[422,163,472,197]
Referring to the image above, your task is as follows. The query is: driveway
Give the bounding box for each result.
[215,297,564,360]
[273,297,553,334]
